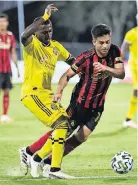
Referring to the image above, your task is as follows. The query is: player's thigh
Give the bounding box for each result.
[3,73,12,90]
[22,95,68,128]
[76,111,102,142]
[84,111,102,132]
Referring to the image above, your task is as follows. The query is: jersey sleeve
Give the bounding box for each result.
[114,46,123,64]
[71,54,85,73]
[57,42,70,61]
[22,36,35,54]
[11,34,16,49]
[124,29,134,44]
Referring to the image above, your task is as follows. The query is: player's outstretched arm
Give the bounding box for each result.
[21,4,58,46]
[52,68,76,102]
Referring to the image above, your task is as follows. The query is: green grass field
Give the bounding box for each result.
[0,83,137,185]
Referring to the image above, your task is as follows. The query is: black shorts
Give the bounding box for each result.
[0,73,12,90]
[66,85,103,131]
[67,103,102,131]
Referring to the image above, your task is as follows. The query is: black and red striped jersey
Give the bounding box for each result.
[71,44,123,110]
[0,31,16,73]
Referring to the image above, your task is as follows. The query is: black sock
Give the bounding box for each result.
[33,154,42,162]
[43,157,51,165]
[50,167,60,172]
[126,118,131,122]
[26,146,33,156]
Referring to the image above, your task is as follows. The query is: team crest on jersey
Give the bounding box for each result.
[51,103,58,110]
[92,71,110,80]
[53,47,59,55]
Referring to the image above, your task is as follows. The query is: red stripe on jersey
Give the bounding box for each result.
[84,54,99,108]
[92,59,107,108]
[84,77,98,108]
[77,58,90,103]
[99,78,112,106]
[0,31,15,73]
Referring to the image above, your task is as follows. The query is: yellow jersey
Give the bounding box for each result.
[21,36,70,99]
[124,27,138,65]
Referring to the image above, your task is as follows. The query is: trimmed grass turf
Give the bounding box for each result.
[0,83,137,185]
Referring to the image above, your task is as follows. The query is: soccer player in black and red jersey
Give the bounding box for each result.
[20,24,125,177]
[0,13,20,123]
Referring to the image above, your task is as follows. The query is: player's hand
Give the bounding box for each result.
[52,93,62,102]
[93,62,106,72]
[45,4,58,16]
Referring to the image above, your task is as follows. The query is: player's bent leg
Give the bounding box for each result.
[123,66,138,128]
[123,89,138,128]
[32,118,71,178]
[42,110,102,177]
[28,130,53,154]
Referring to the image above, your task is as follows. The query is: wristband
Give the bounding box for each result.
[42,13,50,21]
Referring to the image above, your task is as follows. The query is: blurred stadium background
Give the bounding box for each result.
[0,1,137,185]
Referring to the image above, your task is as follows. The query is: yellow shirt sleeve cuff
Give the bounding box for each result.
[42,13,50,21]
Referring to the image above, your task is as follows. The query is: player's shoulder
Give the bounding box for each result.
[127,27,136,34]
[51,40,61,47]
[80,48,95,59]
[110,44,121,55]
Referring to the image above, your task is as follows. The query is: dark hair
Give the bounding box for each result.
[91,24,111,39]
[0,13,8,20]
[33,17,51,25]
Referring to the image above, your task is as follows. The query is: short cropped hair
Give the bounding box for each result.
[91,24,111,39]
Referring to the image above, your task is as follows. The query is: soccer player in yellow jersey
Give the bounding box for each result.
[21,4,75,179]
[121,14,138,129]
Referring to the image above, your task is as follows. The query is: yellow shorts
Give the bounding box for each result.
[130,64,138,90]
[22,92,68,129]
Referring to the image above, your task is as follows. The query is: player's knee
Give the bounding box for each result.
[76,134,87,143]
[3,89,10,95]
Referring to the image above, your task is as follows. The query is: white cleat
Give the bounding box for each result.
[0,115,13,123]
[30,157,40,178]
[42,164,50,178]
[49,170,75,179]
[19,147,31,175]
[123,120,137,129]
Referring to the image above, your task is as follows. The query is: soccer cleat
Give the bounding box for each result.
[0,115,13,123]
[19,147,31,175]
[49,170,75,179]
[30,157,40,178]
[42,164,51,178]
[123,120,137,129]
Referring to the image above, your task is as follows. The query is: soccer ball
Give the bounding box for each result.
[111,151,134,174]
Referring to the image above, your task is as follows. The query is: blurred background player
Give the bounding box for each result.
[0,13,20,123]
[121,14,138,129]
[20,4,75,179]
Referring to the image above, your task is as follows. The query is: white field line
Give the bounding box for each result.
[0,175,137,181]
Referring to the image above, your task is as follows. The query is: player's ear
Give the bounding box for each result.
[92,39,96,46]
